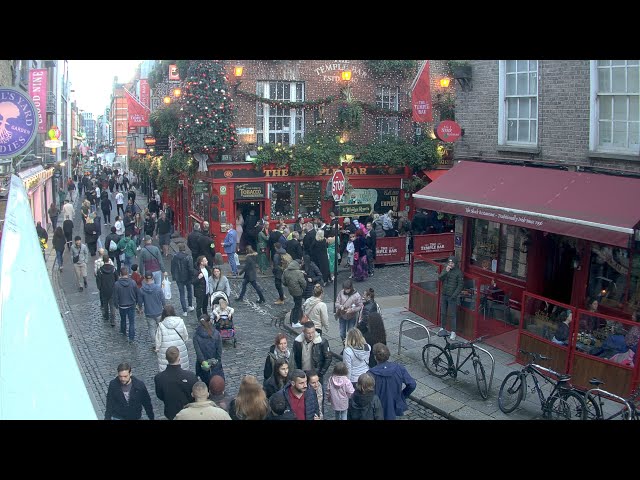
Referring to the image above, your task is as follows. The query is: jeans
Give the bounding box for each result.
[196,293,209,318]
[145,315,161,345]
[119,306,136,340]
[339,316,356,342]
[177,281,193,313]
[102,296,116,324]
[275,278,284,301]
[228,252,238,275]
[124,254,134,270]
[117,204,125,216]
[152,270,162,286]
[238,279,265,302]
[291,295,303,325]
[55,250,63,268]
[50,215,58,229]
[334,409,348,420]
[441,294,459,332]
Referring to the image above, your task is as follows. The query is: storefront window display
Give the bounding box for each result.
[271,182,295,220]
[470,219,500,272]
[297,181,322,218]
[587,244,640,312]
[470,219,528,280]
[191,191,210,222]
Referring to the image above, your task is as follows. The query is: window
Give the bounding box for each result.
[591,60,640,154]
[587,243,640,312]
[256,81,304,146]
[498,60,538,145]
[376,86,400,139]
[470,219,528,280]
[297,181,322,218]
[270,182,295,220]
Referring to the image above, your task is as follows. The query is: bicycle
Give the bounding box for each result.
[582,378,640,420]
[498,350,587,420]
[422,329,489,399]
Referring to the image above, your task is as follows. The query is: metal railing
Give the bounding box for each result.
[398,318,431,355]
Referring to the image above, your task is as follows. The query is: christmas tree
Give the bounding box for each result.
[176,60,237,156]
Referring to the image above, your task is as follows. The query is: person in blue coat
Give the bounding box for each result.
[222,223,238,276]
[369,343,416,420]
[193,314,224,386]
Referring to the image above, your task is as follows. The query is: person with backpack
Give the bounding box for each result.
[118,232,138,270]
[105,226,123,271]
[96,254,119,326]
[347,372,384,420]
[171,243,195,316]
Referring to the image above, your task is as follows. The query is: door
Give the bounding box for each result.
[542,234,577,305]
[235,201,262,252]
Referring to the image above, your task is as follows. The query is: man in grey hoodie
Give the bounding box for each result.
[438,256,464,341]
[138,273,167,351]
[282,259,307,328]
[113,266,140,343]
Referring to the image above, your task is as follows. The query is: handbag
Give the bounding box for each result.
[162,279,172,300]
[73,254,80,264]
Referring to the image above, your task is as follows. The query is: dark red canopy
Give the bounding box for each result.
[413,161,640,247]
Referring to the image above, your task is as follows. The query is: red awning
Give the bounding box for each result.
[413,161,640,247]
[424,169,449,182]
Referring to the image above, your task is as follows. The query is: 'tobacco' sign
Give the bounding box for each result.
[331,169,345,201]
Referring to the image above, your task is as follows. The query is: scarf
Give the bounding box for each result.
[201,267,212,294]
[274,347,291,361]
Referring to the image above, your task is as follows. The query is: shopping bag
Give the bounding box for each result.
[162,279,172,300]
[234,252,240,267]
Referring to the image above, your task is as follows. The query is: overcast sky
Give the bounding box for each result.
[67,60,142,118]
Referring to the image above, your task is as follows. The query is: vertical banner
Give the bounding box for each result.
[29,69,48,133]
[139,79,150,108]
[412,60,433,123]
[124,88,150,127]
[169,64,180,81]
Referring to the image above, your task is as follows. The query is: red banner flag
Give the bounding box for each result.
[412,61,433,123]
[29,69,48,133]
[125,88,150,127]
[139,79,150,109]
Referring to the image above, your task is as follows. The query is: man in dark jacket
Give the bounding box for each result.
[411,209,428,235]
[275,369,320,420]
[272,244,287,305]
[282,259,307,327]
[302,222,316,257]
[104,362,154,420]
[97,256,119,326]
[63,215,74,251]
[438,256,464,340]
[292,322,332,383]
[100,195,113,225]
[105,226,123,271]
[368,343,416,420]
[365,221,377,277]
[286,231,303,261]
[113,266,140,343]
[171,243,195,316]
[154,346,198,420]
[198,228,216,268]
[36,221,48,243]
[235,250,266,303]
[187,223,203,267]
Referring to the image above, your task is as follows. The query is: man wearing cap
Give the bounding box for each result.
[438,256,464,340]
[138,271,166,350]
[138,235,166,286]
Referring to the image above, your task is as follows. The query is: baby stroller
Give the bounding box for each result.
[210,291,236,348]
[210,290,230,308]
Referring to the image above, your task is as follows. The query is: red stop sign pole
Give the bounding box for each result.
[331,169,345,202]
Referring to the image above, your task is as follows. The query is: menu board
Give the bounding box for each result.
[298,181,322,218]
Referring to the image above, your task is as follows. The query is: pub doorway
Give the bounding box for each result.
[542,233,578,305]
[235,201,262,253]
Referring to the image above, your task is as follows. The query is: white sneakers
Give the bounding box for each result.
[182,312,188,317]
[291,322,303,328]
[187,306,195,312]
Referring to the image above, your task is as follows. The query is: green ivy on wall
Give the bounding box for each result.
[365,60,418,78]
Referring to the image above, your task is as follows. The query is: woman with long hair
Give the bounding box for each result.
[193,314,224,386]
[229,375,269,420]
[263,357,290,398]
[263,333,294,384]
[302,254,322,300]
[343,327,371,387]
[357,288,380,335]
[155,305,189,372]
[52,226,66,271]
[363,312,386,368]
[352,229,368,282]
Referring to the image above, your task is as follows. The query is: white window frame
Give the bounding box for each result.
[256,81,305,146]
[589,60,640,154]
[498,60,539,146]
[376,85,400,139]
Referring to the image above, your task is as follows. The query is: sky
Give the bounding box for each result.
[67,60,142,118]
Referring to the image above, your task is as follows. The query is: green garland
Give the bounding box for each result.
[365,60,418,78]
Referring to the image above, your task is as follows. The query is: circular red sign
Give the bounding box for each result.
[331,170,346,200]
[435,121,462,143]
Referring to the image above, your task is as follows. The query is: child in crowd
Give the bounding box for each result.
[346,233,355,278]
[327,361,354,420]
[130,263,143,288]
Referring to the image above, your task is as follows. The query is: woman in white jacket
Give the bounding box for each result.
[302,284,329,335]
[155,305,190,371]
[343,327,371,388]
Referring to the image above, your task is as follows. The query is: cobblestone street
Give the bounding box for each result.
[48,189,444,420]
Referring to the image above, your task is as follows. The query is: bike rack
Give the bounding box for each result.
[473,344,496,392]
[397,318,432,355]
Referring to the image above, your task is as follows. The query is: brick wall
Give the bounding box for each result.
[224,60,449,159]
[454,60,640,175]
[0,60,13,87]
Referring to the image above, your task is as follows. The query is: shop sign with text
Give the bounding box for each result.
[413,233,455,255]
[375,236,407,264]
[0,87,38,158]
[337,203,372,217]
[235,182,265,200]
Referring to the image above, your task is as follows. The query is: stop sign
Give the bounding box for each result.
[331,170,345,201]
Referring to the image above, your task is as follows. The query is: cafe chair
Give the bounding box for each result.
[489,292,512,325]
